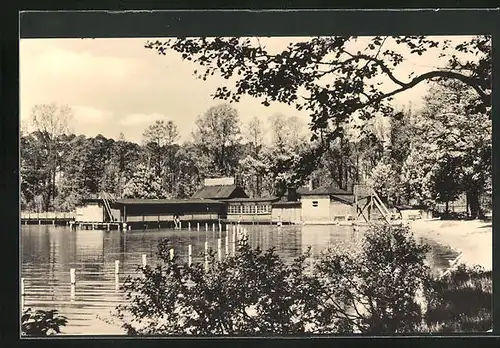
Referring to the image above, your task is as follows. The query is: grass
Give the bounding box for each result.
[422,265,492,333]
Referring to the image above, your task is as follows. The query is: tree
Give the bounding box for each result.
[401,80,491,216]
[142,120,180,191]
[122,163,168,199]
[28,103,73,210]
[146,36,491,144]
[240,116,266,197]
[192,104,242,177]
[366,160,400,206]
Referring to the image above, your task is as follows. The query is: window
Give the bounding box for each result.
[312,201,319,207]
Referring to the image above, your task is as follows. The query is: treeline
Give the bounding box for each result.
[21,79,491,217]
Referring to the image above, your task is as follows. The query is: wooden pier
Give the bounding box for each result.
[21,212,75,226]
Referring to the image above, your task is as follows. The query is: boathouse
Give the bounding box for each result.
[109,198,225,227]
[225,196,280,223]
[191,177,248,201]
[300,187,355,223]
[75,197,120,223]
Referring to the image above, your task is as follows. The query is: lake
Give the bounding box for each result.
[20,224,459,335]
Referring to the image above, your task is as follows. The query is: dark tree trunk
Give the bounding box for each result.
[467,187,482,219]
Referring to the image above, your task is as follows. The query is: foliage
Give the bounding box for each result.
[122,163,169,199]
[114,224,437,335]
[146,36,491,143]
[21,308,68,336]
[399,80,491,214]
[192,104,242,178]
[423,265,492,332]
[366,160,401,206]
[315,224,430,334]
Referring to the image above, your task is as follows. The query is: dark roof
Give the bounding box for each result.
[303,186,353,196]
[272,201,302,208]
[224,197,280,203]
[191,185,248,200]
[113,198,224,205]
[331,195,355,205]
[297,187,311,195]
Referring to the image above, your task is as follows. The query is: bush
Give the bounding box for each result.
[424,264,492,332]
[115,224,439,336]
[314,223,431,334]
[21,308,68,336]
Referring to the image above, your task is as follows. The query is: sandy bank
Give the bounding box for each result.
[409,219,492,271]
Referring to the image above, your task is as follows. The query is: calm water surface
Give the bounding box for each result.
[21,224,458,335]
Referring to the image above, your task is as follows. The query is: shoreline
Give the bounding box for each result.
[409,219,492,271]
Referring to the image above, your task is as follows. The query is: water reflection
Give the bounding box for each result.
[21,224,459,335]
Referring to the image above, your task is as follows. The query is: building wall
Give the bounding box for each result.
[300,196,331,222]
[329,201,354,220]
[75,203,104,222]
[125,212,219,223]
[271,207,302,223]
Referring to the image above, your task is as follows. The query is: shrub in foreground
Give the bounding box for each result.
[423,264,492,332]
[115,224,447,335]
[21,308,68,336]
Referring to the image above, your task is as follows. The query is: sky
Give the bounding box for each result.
[20,36,474,144]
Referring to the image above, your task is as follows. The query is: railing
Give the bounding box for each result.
[21,212,76,220]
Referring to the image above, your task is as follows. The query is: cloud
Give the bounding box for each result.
[36,48,133,79]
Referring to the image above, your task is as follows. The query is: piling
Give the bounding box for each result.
[122,223,127,232]
[21,278,25,310]
[115,274,120,291]
[219,223,222,234]
[225,235,229,256]
[115,260,120,274]
[179,221,182,230]
[197,222,200,231]
[169,248,174,260]
[70,284,76,300]
[217,238,221,261]
[142,254,147,267]
[70,268,76,285]
[205,223,208,232]
[188,244,192,266]
[188,222,191,231]
[212,223,215,232]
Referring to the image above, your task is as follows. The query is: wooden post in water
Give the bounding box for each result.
[179,221,182,230]
[188,222,191,231]
[169,248,174,260]
[212,223,215,233]
[115,260,120,274]
[70,268,76,299]
[205,223,208,232]
[225,234,229,256]
[70,268,76,285]
[217,238,221,261]
[142,254,147,267]
[233,229,237,256]
[197,222,200,231]
[21,278,25,310]
[188,244,192,266]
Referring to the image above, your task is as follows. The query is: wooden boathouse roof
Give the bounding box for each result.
[112,198,225,206]
[302,186,355,204]
[191,184,248,200]
[223,196,280,203]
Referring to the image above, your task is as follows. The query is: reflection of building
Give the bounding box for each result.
[300,187,355,223]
